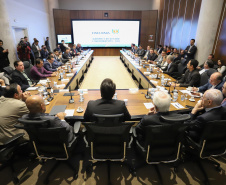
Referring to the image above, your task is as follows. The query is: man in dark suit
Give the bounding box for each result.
[194,72,224,93]
[185,89,226,142]
[137,45,145,58]
[45,37,51,52]
[147,48,158,62]
[162,55,178,76]
[62,48,72,62]
[184,39,197,61]
[12,61,33,91]
[44,56,57,72]
[31,40,41,59]
[21,95,75,143]
[60,40,67,53]
[84,78,131,121]
[174,59,201,87]
[184,39,197,62]
[135,91,177,145]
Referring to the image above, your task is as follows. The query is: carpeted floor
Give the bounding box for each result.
[80,56,138,89]
[0,153,226,185]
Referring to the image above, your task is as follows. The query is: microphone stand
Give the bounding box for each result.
[69,86,74,103]
[145,83,151,99]
[47,81,51,89]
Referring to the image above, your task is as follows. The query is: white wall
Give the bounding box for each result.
[5,0,51,64]
[58,0,160,10]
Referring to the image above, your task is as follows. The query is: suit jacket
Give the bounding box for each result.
[20,113,74,143]
[31,44,41,58]
[198,80,224,93]
[185,106,226,142]
[44,61,57,72]
[147,53,158,61]
[62,53,72,62]
[184,45,197,61]
[40,49,48,59]
[12,69,30,91]
[135,112,178,145]
[0,97,29,144]
[178,69,201,87]
[60,43,67,53]
[162,62,178,76]
[84,98,131,122]
[137,49,145,57]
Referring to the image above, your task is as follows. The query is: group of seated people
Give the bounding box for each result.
[1,77,226,149]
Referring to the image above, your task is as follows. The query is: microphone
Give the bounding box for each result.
[69,86,74,103]
[145,83,151,99]
[164,78,170,87]
[47,81,51,89]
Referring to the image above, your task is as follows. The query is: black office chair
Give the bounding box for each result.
[133,123,187,185]
[185,120,226,185]
[0,133,27,184]
[83,117,135,185]
[23,61,33,80]
[2,66,14,83]
[15,118,80,184]
[91,113,124,125]
[171,59,188,79]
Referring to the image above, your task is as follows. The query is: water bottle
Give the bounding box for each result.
[113,93,117,100]
[173,92,178,102]
[181,94,185,101]
[161,75,165,86]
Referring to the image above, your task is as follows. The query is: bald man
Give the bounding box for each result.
[194,72,224,93]
[20,95,75,143]
[135,91,179,145]
[186,89,226,142]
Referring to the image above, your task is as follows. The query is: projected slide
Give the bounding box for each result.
[57,35,72,44]
[72,20,140,47]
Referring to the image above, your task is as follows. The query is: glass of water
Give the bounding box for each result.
[181,94,185,101]
[173,92,178,102]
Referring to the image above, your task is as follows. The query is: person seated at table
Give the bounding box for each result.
[135,91,177,145]
[70,44,80,57]
[40,45,49,60]
[185,89,226,142]
[30,58,56,81]
[136,45,145,58]
[171,59,200,87]
[12,61,33,91]
[54,49,67,64]
[44,56,57,72]
[21,95,75,143]
[84,78,131,122]
[156,55,167,69]
[147,48,158,62]
[217,60,226,74]
[221,81,226,107]
[62,48,72,62]
[199,59,216,75]
[143,46,150,60]
[49,53,62,69]
[152,50,167,65]
[76,43,83,53]
[161,55,178,76]
[193,72,224,93]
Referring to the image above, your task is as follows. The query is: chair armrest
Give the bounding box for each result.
[132,127,138,138]
[131,115,145,121]
[73,121,81,134]
[0,133,24,146]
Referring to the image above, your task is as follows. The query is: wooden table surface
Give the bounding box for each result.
[27,50,199,117]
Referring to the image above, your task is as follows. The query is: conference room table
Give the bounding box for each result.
[26,49,200,119]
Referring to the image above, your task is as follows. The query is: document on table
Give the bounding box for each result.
[144,103,154,109]
[65,109,75,116]
[26,87,38,91]
[171,103,184,109]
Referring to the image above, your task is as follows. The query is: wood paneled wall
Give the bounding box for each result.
[157,0,202,50]
[53,9,158,56]
[213,0,226,63]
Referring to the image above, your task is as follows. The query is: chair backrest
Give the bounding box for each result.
[144,123,186,164]
[92,113,124,126]
[177,63,187,75]
[161,114,191,123]
[2,66,14,75]
[180,58,187,65]
[199,120,226,158]
[17,118,70,160]
[83,122,133,160]
[200,71,210,86]
[23,61,33,80]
